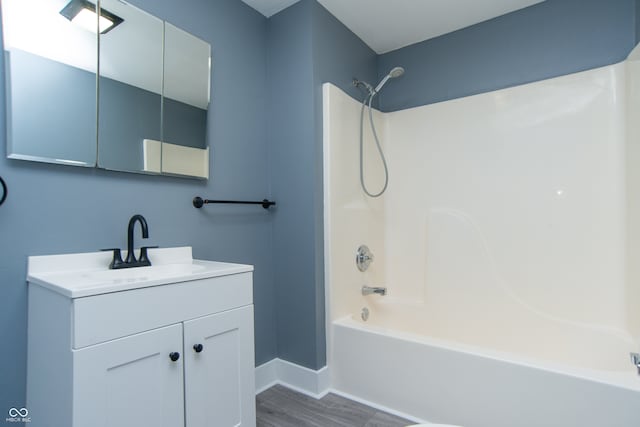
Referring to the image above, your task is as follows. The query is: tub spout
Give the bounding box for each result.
[362,286,386,296]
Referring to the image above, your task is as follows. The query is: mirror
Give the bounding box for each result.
[2,0,97,166]
[97,0,163,174]
[1,0,212,179]
[159,23,210,179]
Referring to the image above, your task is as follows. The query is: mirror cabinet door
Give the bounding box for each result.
[161,23,211,179]
[2,0,98,166]
[97,0,163,175]
[2,0,212,179]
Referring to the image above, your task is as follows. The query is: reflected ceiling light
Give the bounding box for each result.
[60,0,124,34]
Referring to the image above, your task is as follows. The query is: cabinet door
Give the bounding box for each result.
[73,324,184,427]
[184,305,256,427]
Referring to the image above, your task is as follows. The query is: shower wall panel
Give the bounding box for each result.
[626,45,640,340]
[385,64,628,332]
[323,84,387,330]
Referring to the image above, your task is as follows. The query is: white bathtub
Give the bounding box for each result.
[330,308,640,427]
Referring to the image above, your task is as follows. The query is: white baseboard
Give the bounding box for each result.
[255,359,279,394]
[255,358,330,399]
[255,360,425,423]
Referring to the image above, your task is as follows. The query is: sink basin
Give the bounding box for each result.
[27,247,253,298]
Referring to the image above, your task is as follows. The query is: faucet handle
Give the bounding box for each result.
[138,246,158,266]
[101,248,124,269]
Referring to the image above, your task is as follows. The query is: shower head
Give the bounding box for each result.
[374,66,405,93]
[389,66,405,78]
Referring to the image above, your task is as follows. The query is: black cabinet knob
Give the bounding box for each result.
[169,352,180,362]
[193,344,204,353]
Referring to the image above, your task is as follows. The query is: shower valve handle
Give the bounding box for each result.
[356,245,374,272]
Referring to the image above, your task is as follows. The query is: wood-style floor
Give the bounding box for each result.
[256,385,413,427]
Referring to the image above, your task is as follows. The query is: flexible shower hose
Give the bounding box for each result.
[359,93,389,197]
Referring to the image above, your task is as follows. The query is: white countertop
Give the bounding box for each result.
[27,247,253,298]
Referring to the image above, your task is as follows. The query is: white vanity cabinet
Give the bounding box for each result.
[26,247,256,427]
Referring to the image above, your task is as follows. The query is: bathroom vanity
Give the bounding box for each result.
[26,247,255,427]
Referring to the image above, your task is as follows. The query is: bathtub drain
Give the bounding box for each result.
[361,307,369,322]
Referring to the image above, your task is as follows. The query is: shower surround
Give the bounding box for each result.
[323,47,640,426]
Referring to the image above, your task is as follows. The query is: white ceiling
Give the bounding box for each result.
[242,0,546,54]
[241,0,300,18]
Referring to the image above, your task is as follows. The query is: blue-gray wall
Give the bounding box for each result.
[267,0,376,369]
[0,0,275,411]
[267,2,319,369]
[378,0,638,111]
[267,0,317,369]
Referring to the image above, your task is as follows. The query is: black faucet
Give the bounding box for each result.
[125,214,149,265]
[104,214,156,269]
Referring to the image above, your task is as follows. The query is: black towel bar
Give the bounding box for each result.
[193,196,276,210]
